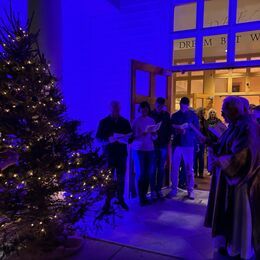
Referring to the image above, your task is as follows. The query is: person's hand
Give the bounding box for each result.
[208,155,220,169]
[182,123,189,129]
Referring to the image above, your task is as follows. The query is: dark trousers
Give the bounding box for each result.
[194,144,205,177]
[154,147,167,192]
[105,155,127,205]
[133,150,155,202]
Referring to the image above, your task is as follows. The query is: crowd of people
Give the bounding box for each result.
[96,96,260,259]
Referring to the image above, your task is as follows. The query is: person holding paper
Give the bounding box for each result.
[132,101,157,205]
[204,96,260,259]
[150,97,171,198]
[96,101,132,212]
[168,97,199,200]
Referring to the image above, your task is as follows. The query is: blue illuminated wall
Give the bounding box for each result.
[61,0,171,132]
[1,0,171,132]
[0,0,28,25]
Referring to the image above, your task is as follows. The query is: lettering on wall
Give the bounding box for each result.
[175,33,260,50]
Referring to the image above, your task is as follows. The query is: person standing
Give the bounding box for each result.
[194,108,207,178]
[96,101,132,211]
[132,101,157,205]
[150,97,171,198]
[205,96,260,259]
[168,97,199,200]
[205,109,222,176]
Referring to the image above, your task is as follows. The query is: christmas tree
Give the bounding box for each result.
[0,13,112,258]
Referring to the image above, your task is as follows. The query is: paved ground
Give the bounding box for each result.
[71,189,234,260]
[70,238,179,260]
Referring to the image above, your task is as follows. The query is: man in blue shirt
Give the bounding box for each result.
[168,97,199,200]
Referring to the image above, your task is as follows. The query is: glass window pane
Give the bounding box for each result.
[232,77,246,92]
[237,0,260,23]
[173,38,196,65]
[215,68,229,74]
[250,66,260,73]
[176,80,188,94]
[204,0,229,27]
[155,75,167,98]
[215,78,228,93]
[232,68,247,73]
[249,77,260,91]
[191,71,204,76]
[196,98,203,108]
[250,57,260,72]
[135,70,150,96]
[174,3,197,31]
[191,80,204,94]
[236,31,260,60]
[203,34,227,63]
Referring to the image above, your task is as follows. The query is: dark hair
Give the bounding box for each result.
[138,101,151,113]
[156,97,165,105]
[180,97,190,105]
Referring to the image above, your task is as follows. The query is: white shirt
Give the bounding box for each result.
[132,116,155,151]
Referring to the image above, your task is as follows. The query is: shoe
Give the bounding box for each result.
[151,191,157,200]
[167,190,177,198]
[119,200,129,210]
[188,191,195,200]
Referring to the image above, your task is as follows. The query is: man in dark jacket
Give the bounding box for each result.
[96,101,132,211]
[150,97,171,198]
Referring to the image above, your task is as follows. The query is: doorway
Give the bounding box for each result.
[130,60,260,195]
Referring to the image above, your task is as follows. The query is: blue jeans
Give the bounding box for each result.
[133,150,155,201]
[154,147,168,192]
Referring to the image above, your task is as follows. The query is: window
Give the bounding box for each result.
[172,0,260,71]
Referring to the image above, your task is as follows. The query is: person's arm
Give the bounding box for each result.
[172,123,189,130]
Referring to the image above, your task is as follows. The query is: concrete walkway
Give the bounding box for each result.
[70,238,179,260]
[72,189,232,260]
